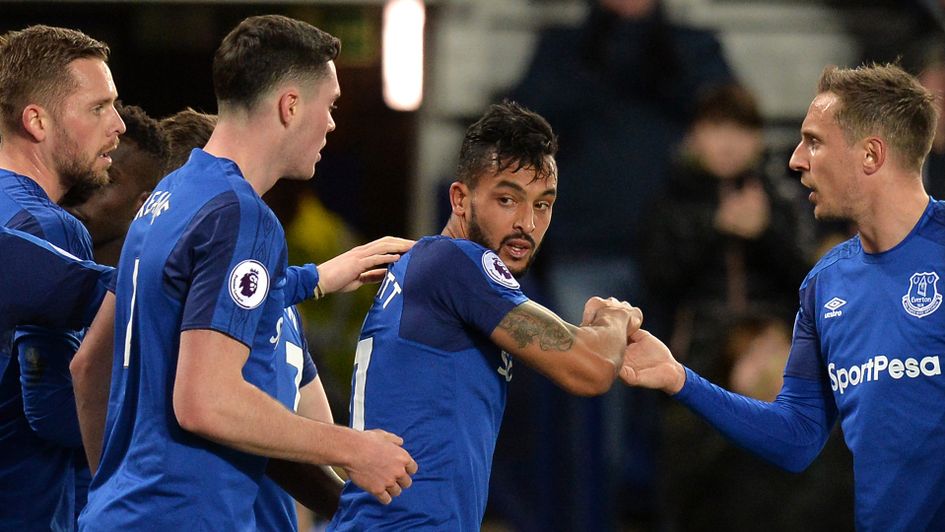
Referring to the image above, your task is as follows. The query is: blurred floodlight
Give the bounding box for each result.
[383,0,425,111]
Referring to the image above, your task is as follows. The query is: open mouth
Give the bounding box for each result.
[99,142,119,164]
[504,240,532,260]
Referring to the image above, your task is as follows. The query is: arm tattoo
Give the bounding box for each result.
[498,305,574,351]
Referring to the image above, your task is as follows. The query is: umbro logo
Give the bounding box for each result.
[824,297,846,319]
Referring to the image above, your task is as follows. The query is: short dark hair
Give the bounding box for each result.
[160,108,217,171]
[694,83,763,130]
[120,103,169,188]
[456,100,558,188]
[0,25,110,135]
[818,63,938,172]
[213,15,340,112]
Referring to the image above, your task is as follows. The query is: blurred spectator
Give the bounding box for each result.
[509,0,733,314]
[506,1,733,529]
[642,84,810,381]
[645,80,853,532]
[659,317,855,532]
[910,39,945,199]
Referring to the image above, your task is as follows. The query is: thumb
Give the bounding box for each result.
[629,329,650,343]
[620,365,635,383]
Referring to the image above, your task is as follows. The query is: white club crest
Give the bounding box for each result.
[228,260,269,310]
[481,251,520,289]
[902,272,942,318]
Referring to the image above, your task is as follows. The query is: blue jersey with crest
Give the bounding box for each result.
[80,149,288,530]
[0,169,95,531]
[329,235,528,531]
[781,198,945,529]
[253,305,317,532]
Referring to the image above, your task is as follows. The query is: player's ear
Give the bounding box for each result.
[448,181,469,216]
[862,136,885,175]
[277,89,300,127]
[22,104,48,142]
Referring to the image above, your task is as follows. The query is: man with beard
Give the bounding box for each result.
[62,103,170,267]
[0,25,124,530]
[328,101,642,531]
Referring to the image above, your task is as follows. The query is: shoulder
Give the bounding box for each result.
[0,173,91,255]
[923,199,945,242]
[409,236,521,290]
[799,236,860,291]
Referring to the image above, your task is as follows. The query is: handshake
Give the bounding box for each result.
[581,296,687,395]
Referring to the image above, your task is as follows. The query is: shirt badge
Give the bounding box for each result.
[482,251,520,289]
[902,271,941,318]
[229,259,269,309]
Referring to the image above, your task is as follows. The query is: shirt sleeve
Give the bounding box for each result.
[672,271,838,473]
[784,279,825,380]
[14,327,83,448]
[0,228,113,330]
[176,197,286,348]
[400,239,528,349]
[284,264,319,307]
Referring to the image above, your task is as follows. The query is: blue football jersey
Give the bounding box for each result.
[253,305,318,532]
[80,149,289,530]
[0,169,95,531]
[0,226,112,332]
[783,199,945,529]
[329,236,528,531]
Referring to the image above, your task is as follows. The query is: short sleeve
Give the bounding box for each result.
[400,239,528,349]
[177,196,286,348]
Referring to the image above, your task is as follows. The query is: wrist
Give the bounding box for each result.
[666,362,687,395]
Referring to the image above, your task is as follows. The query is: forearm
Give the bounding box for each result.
[16,330,82,447]
[175,379,358,467]
[494,301,626,396]
[675,368,836,472]
[71,293,115,472]
[266,459,344,517]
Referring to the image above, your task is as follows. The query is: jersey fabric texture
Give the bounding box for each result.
[0,226,112,332]
[676,198,945,530]
[80,149,289,530]
[253,305,317,532]
[0,169,95,532]
[329,235,528,531]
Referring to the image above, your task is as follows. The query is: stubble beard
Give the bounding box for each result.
[55,126,109,192]
[467,206,539,279]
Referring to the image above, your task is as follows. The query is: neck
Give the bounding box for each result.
[203,117,282,197]
[93,237,124,267]
[0,138,65,202]
[856,172,928,253]
[441,215,467,240]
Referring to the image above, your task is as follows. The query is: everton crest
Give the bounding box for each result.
[902,272,942,318]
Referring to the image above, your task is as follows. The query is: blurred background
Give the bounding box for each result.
[3,0,942,530]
